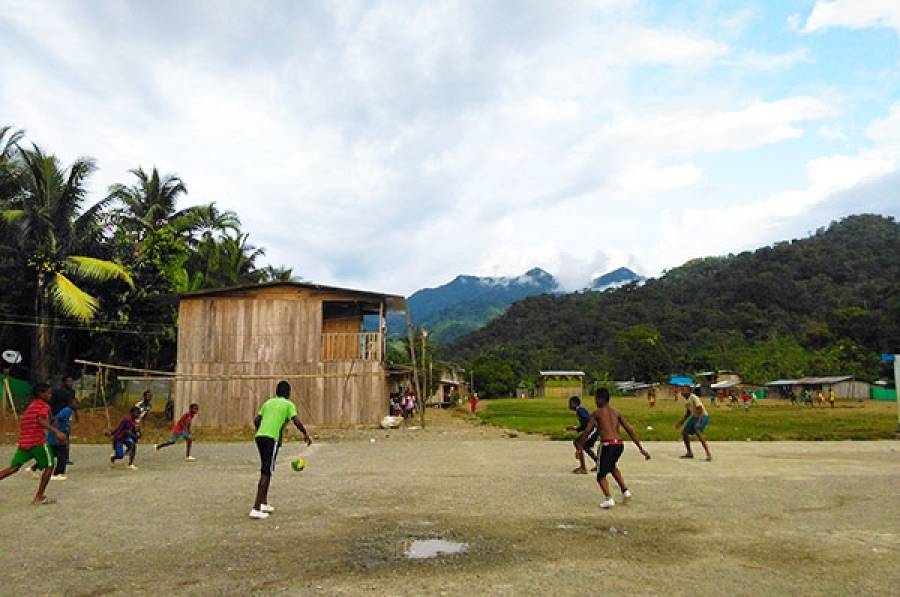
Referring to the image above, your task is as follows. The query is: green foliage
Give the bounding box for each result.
[477,397,898,441]
[0,124,294,378]
[449,215,900,390]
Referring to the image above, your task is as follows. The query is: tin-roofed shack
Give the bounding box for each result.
[174,281,409,428]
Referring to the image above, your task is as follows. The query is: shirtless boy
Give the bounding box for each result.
[576,388,651,509]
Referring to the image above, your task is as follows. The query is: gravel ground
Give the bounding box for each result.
[1,416,898,596]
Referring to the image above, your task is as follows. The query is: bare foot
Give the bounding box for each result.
[680,454,694,459]
[572,467,588,474]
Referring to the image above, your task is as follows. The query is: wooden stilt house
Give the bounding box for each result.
[174,282,409,428]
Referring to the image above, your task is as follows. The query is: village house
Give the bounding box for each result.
[174,281,409,428]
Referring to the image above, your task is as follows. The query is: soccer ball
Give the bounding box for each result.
[291,458,306,472]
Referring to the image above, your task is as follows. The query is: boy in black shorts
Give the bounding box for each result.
[576,388,650,509]
[566,396,597,474]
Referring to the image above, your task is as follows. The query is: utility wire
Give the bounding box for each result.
[0,319,171,336]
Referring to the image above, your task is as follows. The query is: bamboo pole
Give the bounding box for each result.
[405,311,424,429]
[2,369,18,421]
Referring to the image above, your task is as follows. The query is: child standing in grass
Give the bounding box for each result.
[0,383,67,504]
[110,407,141,470]
[829,388,836,408]
[155,403,199,461]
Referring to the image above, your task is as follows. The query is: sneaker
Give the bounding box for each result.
[260,504,274,513]
[622,489,633,500]
[600,497,615,509]
[185,456,196,462]
[249,509,270,520]
[128,464,139,470]
[153,444,159,451]
[50,475,67,481]
[705,455,713,462]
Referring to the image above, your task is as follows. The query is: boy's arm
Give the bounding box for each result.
[253,415,261,430]
[292,415,312,445]
[674,407,690,429]
[575,416,597,451]
[619,414,650,460]
[38,416,67,443]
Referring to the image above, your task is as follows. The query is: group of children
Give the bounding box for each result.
[1,381,201,504]
[567,384,713,508]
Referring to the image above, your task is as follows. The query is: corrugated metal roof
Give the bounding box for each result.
[711,380,739,388]
[539,370,585,376]
[766,376,854,385]
[766,379,798,386]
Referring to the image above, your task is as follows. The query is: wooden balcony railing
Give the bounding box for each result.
[320,332,383,362]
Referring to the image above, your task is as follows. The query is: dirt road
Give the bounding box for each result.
[1,422,897,596]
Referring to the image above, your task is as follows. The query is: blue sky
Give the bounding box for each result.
[1,0,898,294]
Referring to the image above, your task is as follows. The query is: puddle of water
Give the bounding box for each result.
[404,539,468,559]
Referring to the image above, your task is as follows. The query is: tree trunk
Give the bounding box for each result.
[32,271,50,382]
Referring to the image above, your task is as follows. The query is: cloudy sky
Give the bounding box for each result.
[2,0,899,294]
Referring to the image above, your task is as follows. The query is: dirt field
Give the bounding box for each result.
[1,413,898,596]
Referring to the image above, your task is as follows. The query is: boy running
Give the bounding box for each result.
[675,387,712,461]
[0,383,66,504]
[110,407,141,470]
[566,396,597,474]
[155,403,199,460]
[250,381,312,520]
[576,388,651,509]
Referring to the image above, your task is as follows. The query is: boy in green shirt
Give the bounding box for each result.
[250,380,312,520]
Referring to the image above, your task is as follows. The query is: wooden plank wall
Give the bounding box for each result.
[174,287,388,428]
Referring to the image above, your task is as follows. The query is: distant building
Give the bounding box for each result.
[537,370,585,398]
[426,363,468,407]
[766,376,872,400]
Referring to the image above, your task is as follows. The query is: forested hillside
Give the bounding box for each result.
[447,215,900,396]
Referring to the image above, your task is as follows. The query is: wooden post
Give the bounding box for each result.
[405,312,424,429]
[99,367,111,429]
[2,369,17,421]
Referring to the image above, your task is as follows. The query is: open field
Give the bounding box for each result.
[1,412,898,596]
[477,396,899,441]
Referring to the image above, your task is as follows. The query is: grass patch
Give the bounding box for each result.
[477,397,898,441]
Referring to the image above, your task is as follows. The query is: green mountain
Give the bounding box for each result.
[446,215,900,396]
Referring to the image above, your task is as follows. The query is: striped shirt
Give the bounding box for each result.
[19,399,50,449]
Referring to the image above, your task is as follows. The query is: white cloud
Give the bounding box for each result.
[803,0,900,34]
[818,125,847,140]
[0,1,891,296]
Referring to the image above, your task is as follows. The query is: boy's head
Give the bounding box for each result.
[189,403,199,414]
[62,375,75,389]
[142,390,152,401]
[276,380,291,398]
[129,406,141,418]
[568,396,581,410]
[594,387,610,407]
[33,382,51,401]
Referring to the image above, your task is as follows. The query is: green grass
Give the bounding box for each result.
[477,397,899,441]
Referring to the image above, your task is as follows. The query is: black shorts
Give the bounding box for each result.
[597,443,624,478]
[573,427,599,450]
[256,436,280,475]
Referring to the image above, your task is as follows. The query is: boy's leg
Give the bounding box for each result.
[254,473,271,510]
[681,432,694,457]
[597,476,612,497]
[695,431,712,460]
[0,464,22,480]
[127,442,137,466]
[572,439,587,473]
[53,444,68,476]
[611,467,628,493]
[185,438,193,458]
[34,466,53,503]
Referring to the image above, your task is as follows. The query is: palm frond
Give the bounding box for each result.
[50,272,99,321]
[1,209,24,224]
[65,256,134,287]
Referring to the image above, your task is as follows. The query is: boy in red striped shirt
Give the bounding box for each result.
[0,383,67,504]
[155,403,199,461]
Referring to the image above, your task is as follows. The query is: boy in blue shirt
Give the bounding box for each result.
[566,396,597,474]
[110,407,141,470]
[48,399,76,480]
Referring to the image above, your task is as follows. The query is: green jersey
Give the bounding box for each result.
[256,397,298,440]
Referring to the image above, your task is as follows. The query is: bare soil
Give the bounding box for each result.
[1,410,897,596]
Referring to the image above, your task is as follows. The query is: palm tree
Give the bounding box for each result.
[259,265,299,282]
[0,126,24,203]
[177,201,241,246]
[1,145,133,379]
[108,166,188,239]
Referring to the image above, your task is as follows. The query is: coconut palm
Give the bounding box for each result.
[177,201,242,246]
[0,126,24,203]
[108,166,189,239]
[1,145,133,379]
